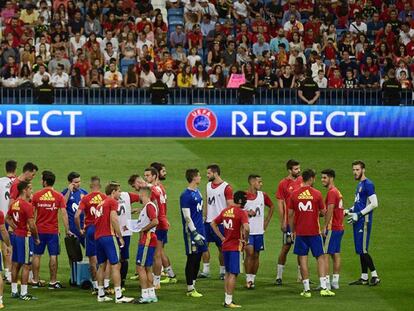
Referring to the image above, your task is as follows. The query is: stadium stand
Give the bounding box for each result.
[0,0,413,105]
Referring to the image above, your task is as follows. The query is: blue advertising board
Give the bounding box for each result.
[0,105,413,138]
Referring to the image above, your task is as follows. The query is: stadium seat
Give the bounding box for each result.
[167,8,184,17]
[120,58,137,75]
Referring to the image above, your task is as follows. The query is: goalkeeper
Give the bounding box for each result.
[180,169,207,298]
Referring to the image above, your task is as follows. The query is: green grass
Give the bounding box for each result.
[0,138,413,311]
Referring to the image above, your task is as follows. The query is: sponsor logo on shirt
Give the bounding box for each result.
[223,208,235,218]
[89,194,104,205]
[39,191,55,201]
[298,189,313,200]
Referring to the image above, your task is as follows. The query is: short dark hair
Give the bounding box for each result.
[105,181,120,195]
[67,171,80,182]
[286,159,300,170]
[321,169,335,178]
[42,170,56,186]
[234,190,247,207]
[91,176,100,183]
[352,160,366,169]
[302,169,316,182]
[5,160,17,173]
[150,162,165,174]
[207,164,220,175]
[23,162,38,173]
[144,167,158,178]
[17,181,30,195]
[128,174,140,186]
[185,169,199,183]
[248,174,261,183]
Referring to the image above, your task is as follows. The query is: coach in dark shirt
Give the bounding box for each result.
[34,76,54,104]
[298,70,320,105]
[150,78,169,105]
[238,82,256,105]
[382,70,402,106]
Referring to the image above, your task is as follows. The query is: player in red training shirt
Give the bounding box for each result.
[31,170,70,289]
[150,162,176,284]
[75,176,106,293]
[0,209,11,308]
[94,182,133,304]
[321,169,345,290]
[9,162,38,202]
[134,186,159,304]
[275,159,303,285]
[288,169,335,298]
[143,167,175,289]
[211,191,250,308]
[6,181,40,301]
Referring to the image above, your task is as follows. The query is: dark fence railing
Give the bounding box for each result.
[0,87,412,105]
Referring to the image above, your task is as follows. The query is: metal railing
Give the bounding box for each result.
[0,87,412,105]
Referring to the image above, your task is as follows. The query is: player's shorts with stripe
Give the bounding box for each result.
[204,222,224,247]
[136,244,156,267]
[282,224,294,245]
[183,229,208,255]
[323,230,344,254]
[34,233,60,256]
[155,229,168,244]
[353,216,372,255]
[117,235,131,260]
[248,234,265,252]
[223,251,242,275]
[294,235,324,257]
[85,225,96,257]
[12,236,34,265]
[96,236,119,265]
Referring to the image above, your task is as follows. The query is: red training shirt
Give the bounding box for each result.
[94,197,118,240]
[276,176,303,225]
[325,186,344,231]
[139,202,158,247]
[79,192,107,229]
[151,185,169,230]
[7,198,34,237]
[32,188,66,234]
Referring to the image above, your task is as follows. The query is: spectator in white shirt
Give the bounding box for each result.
[70,32,86,57]
[187,47,202,67]
[32,64,51,87]
[162,64,176,88]
[103,42,119,65]
[283,14,304,34]
[192,62,208,87]
[100,30,119,53]
[139,62,156,88]
[233,0,249,20]
[314,70,327,88]
[136,32,154,56]
[349,14,367,34]
[199,0,218,21]
[104,62,123,88]
[184,0,203,23]
[35,35,51,54]
[50,64,69,87]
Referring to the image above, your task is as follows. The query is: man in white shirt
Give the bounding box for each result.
[136,32,154,56]
[32,64,51,87]
[70,32,86,56]
[100,30,119,53]
[50,64,69,88]
[199,0,218,21]
[233,0,249,20]
[104,62,123,88]
[184,0,202,23]
[399,22,414,45]
[349,14,367,34]
[283,14,304,34]
[314,70,328,88]
[162,64,176,88]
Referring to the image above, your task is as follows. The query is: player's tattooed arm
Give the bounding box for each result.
[0,223,10,247]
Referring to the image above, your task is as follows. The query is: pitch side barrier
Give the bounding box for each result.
[0,105,413,138]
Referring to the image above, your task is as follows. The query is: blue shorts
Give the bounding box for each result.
[117,236,131,260]
[282,224,293,245]
[248,235,265,252]
[324,230,344,255]
[96,236,119,265]
[85,226,96,257]
[34,233,60,256]
[155,229,168,244]
[294,235,324,258]
[205,222,224,248]
[353,217,372,255]
[136,244,156,267]
[223,251,242,275]
[12,236,34,265]
[183,229,208,255]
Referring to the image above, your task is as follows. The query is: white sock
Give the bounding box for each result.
[202,263,210,274]
[361,273,368,280]
[5,269,11,282]
[320,277,327,290]
[246,274,252,282]
[332,274,339,284]
[153,275,161,286]
[219,266,225,274]
[251,274,256,283]
[326,275,331,290]
[0,295,2,304]
[187,284,195,291]
[115,286,122,299]
[225,293,232,305]
[11,283,18,294]
[371,270,378,277]
[21,284,28,296]
[143,288,149,299]
[303,279,310,291]
[104,279,110,288]
[98,286,105,297]
[165,266,175,278]
[297,265,302,280]
[92,281,98,289]
[277,264,284,279]
[149,287,156,298]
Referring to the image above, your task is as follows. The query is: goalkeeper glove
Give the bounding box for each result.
[191,231,206,246]
[347,212,363,224]
[344,207,354,216]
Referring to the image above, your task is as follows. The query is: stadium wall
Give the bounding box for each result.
[0,105,413,138]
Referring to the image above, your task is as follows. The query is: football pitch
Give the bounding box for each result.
[0,138,413,311]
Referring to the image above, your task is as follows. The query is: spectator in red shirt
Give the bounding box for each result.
[187,24,203,51]
[328,68,344,88]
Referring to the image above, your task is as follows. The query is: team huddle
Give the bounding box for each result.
[0,159,380,308]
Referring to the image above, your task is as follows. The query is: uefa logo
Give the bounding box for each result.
[185,108,218,138]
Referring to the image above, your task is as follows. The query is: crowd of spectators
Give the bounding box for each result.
[0,0,412,91]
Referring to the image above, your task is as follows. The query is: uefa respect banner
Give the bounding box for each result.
[0,105,413,138]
